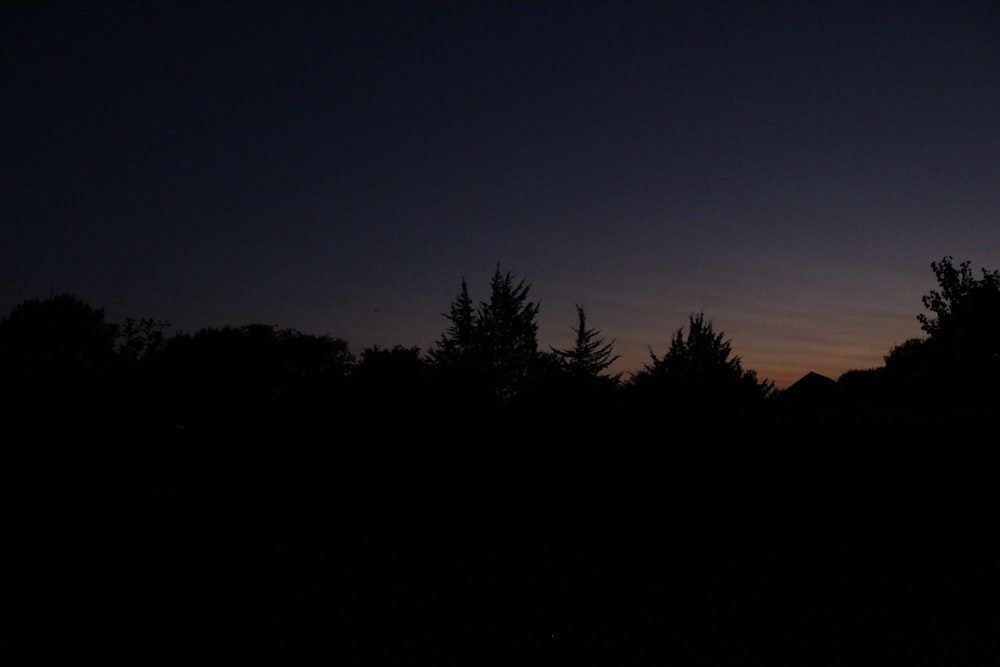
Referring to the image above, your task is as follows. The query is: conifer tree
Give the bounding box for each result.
[551,305,620,383]
[476,265,540,401]
[430,265,541,403]
[429,278,476,369]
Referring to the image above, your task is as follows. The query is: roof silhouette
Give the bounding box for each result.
[779,371,839,405]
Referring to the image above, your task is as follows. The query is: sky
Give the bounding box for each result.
[3,1,998,389]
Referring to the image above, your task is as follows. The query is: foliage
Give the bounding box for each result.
[162,324,355,384]
[117,317,172,361]
[0,293,119,376]
[883,337,930,379]
[918,256,1000,338]
[430,265,541,403]
[550,304,621,383]
[630,311,775,407]
[428,278,476,370]
[478,265,540,400]
[0,294,123,439]
[915,256,1000,380]
[835,257,1000,417]
[353,345,429,396]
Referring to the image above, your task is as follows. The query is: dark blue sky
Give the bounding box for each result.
[4,1,998,388]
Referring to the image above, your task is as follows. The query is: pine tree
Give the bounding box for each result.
[429,278,476,369]
[430,265,541,404]
[476,265,540,402]
[551,304,620,383]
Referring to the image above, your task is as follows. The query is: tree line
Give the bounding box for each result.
[2,257,996,446]
[7,255,999,660]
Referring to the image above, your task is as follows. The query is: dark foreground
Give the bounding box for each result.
[15,415,999,664]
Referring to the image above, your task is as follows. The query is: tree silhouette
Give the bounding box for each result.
[148,323,355,444]
[628,311,775,425]
[117,317,171,362]
[428,278,476,370]
[914,256,999,419]
[0,293,118,377]
[430,265,540,405]
[477,265,541,402]
[834,257,1000,439]
[0,294,120,437]
[352,344,430,413]
[918,255,1000,339]
[917,256,1000,382]
[550,304,621,385]
[8,261,1000,659]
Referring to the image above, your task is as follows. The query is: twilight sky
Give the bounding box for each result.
[3,1,998,389]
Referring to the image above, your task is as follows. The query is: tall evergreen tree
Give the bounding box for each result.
[551,304,621,383]
[476,265,540,402]
[430,265,541,404]
[429,278,476,369]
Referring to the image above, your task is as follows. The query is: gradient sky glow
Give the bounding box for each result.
[3,1,998,388]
